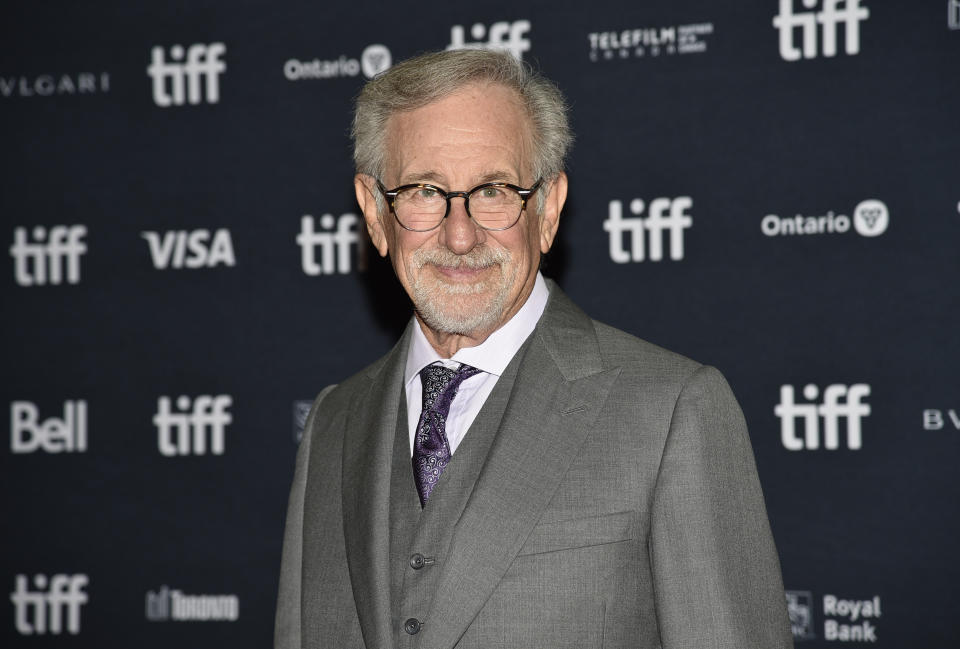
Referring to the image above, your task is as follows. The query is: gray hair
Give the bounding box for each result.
[351,49,572,210]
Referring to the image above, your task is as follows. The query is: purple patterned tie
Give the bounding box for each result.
[413,362,482,507]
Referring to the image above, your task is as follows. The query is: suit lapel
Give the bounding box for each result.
[342,323,413,649]
[417,287,621,649]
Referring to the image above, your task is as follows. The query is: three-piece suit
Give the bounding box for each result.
[275,282,793,648]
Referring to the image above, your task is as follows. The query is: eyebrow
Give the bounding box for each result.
[475,170,521,185]
[399,170,446,185]
[398,169,521,187]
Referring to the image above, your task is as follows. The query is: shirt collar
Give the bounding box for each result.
[404,272,550,386]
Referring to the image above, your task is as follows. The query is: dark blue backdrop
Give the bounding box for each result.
[3,1,958,646]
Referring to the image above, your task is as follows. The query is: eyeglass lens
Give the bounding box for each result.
[394,186,523,230]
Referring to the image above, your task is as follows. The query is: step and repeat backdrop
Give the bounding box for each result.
[3,0,958,646]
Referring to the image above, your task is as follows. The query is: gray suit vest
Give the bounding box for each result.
[388,349,526,648]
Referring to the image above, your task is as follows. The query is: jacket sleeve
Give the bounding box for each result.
[274,384,337,649]
[649,365,793,648]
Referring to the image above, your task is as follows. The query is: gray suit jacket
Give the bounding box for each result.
[275,283,793,649]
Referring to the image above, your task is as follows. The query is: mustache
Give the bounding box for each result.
[411,245,511,269]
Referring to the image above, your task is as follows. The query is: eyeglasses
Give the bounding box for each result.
[377,178,543,232]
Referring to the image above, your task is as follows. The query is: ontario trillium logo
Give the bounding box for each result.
[852,199,888,237]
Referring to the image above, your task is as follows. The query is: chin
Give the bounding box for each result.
[412,277,509,336]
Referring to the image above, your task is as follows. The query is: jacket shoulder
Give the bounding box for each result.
[321,355,386,406]
[591,319,703,385]
[306,342,400,429]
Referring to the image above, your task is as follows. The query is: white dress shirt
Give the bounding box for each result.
[404,272,549,456]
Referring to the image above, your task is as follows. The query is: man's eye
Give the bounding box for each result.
[416,188,439,199]
[480,187,502,198]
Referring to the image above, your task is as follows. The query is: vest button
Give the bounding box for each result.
[409,553,426,569]
[403,618,422,635]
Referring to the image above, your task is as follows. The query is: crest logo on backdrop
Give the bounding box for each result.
[776,384,871,451]
[773,0,870,61]
[603,196,693,262]
[447,20,532,60]
[360,44,392,78]
[292,400,313,443]
[148,43,227,106]
[851,199,888,237]
[786,590,816,641]
[950,0,960,30]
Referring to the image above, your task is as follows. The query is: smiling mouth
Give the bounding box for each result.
[429,262,496,282]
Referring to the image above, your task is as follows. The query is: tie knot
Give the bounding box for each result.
[419,362,481,412]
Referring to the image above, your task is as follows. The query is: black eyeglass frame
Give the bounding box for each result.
[376,178,543,232]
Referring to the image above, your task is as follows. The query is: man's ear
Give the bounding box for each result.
[354,174,389,257]
[538,172,567,254]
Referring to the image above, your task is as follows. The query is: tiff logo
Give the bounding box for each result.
[147,43,226,106]
[448,20,532,60]
[10,400,87,454]
[773,0,870,61]
[603,197,692,262]
[923,409,959,430]
[297,214,366,275]
[142,229,236,269]
[154,395,232,456]
[951,0,960,30]
[10,225,86,286]
[777,384,871,450]
[10,574,88,635]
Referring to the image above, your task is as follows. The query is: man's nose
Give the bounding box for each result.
[438,196,483,254]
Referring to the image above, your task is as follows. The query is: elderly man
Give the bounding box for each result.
[275,49,792,649]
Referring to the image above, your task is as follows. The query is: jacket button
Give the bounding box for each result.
[409,553,425,569]
[403,618,422,635]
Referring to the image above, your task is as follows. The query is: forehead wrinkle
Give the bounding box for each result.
[383,83,534,186]
[442,124,484,134]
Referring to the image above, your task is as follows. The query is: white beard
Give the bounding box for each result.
[409,245,515,336]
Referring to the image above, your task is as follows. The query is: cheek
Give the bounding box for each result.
[392,235,431,285]
[396,249,416,286]
[514,224,540,267]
